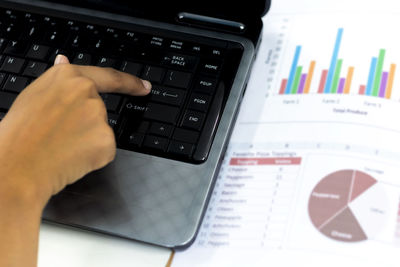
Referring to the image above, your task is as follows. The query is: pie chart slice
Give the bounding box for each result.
[308,170,354,228]
[308,170,380,242]
[319,207,367,242]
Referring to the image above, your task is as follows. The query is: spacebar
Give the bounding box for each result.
[0,92,17,110]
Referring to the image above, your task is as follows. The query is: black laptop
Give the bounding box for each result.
[0,0,269,248]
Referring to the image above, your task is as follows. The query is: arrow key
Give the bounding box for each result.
[143,135,169,151]
[148,122,173,137]
[167,141,195,158]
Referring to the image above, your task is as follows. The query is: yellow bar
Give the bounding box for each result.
[386,64,396,99]
[344,67,354,94]
[304,61,316,94]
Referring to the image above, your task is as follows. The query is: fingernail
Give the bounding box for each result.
[141,80,152,90]
[54,54,69,65]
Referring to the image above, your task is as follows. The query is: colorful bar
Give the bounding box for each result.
[337,78,346,94]
[279,79,288,95]
[324,28,344,93]
[318,70,328,93]
[359,85,366,95]
[344,67,354,94]
[297,74,307,93]
[304,61,316,94]
[331,59,343,93]
[230,157,302,166]
[366,57,377,95]
[285,45,302,94]
[372,49,386,96]
[291,66,303,94]
[378,72,388,98]
[386,64,396,99]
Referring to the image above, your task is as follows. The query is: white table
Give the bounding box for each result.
[38,222,172,267]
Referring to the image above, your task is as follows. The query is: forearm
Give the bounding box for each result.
[0,179,45,267]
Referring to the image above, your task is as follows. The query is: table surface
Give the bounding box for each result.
[38,222,172,267]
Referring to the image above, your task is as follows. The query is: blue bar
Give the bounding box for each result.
[366,57,377,95]
[324,28,344,93]
[285,45,302,94]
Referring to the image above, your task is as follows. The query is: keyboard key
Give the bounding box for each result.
[128,132,145,147]
[72,53,92,65]
[101,94,122,113]
[188,93,211,112]
[141,66,165,84]
[167,141,194,157]
[163,70,192,89]
[143,135,168,151]
[143,102,179,124]
[168,40,184,51]
[26,44,50,60]
[107,113,119,130]
[3,75,28,93]
[23,61,48,77]
[148,122,173,137]
[194,76,217,95]
[97,57,117,68]
[172,128,199,144]
[3,40,27,56]
[0,38,7,53]
[181,110,205,131]
[1,56,25,73]
[0,73,7,87]
[120,61,142,76]
[199,59,222,75]
[0,91,17,110]
[162,53,198,71]
[149,36,165,48]
[48,48,69,63]
[150,86,185,106]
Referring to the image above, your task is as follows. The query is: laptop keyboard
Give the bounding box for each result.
[0,7,242,163]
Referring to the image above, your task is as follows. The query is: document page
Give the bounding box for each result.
[172,1,400,266]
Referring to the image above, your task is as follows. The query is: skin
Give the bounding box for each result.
[0,55,151,267]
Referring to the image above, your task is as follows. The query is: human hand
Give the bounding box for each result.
[0,55,151,207]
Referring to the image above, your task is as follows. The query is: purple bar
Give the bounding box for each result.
[379,72,389,98]
[297,74,307,94]
[337,78,346,94]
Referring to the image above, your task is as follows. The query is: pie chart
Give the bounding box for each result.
[308,169,387,242]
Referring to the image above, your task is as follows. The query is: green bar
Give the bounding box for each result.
[372,49,386,96]
[331,59,343,93]
[291,66,303,94]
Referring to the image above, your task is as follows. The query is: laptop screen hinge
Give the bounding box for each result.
[177,12,246,34]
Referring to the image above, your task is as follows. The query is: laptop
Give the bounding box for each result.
[0,0,270,248]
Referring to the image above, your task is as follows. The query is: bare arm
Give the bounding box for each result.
[0,55,151,267]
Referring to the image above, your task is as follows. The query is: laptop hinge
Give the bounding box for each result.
[177,12,246,33]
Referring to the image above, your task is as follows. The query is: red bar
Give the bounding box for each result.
[318,69,328,93]
[279,79,288,95]
[359,85,366,95]
[230,157,302,166]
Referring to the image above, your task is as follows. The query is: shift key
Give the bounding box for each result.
[143,102,180,124]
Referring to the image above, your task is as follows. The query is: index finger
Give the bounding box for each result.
[74,65,152,96]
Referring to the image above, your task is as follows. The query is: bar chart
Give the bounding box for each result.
[279,28,397,99]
